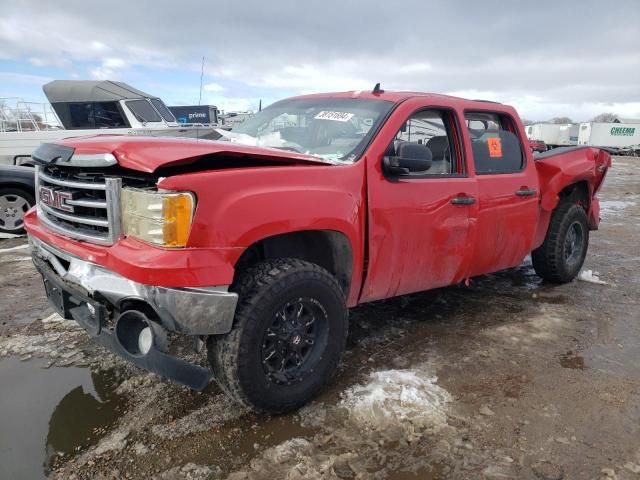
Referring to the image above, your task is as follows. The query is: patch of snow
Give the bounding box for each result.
[0,244,29,254]
[578,270,608,285]
[42,313,64,323]
[133,442,149,456]
[0,326,85,361]
[262,438,312,465]
[93,430,129,455]
[0,255,31,263]
[156,463,220,480]
[624,462,640,474]
[150,394,248,439]
[484,310,566,345]
[600,200,636,218]
[479,405,495,416]
[340,369,451,435]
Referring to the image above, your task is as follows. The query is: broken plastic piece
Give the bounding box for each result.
[578,269,607,285]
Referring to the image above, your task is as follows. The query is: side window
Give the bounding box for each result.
[68,103,93,128]
[150,98,176,122]
[465,112,524,174]
[391,110,459,175]
[93,102,127,128]
[126,99,162,123]
[68,102,127,128]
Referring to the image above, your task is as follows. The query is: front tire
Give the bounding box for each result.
[532,202,589,283]
[208,258,348,414]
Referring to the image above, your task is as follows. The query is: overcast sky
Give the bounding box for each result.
[1,0,639,121]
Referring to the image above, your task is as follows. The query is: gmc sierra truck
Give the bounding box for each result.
[25,88,610,413]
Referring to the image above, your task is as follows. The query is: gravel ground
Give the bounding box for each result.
[0,156,639,480]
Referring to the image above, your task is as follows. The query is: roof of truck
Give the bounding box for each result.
[290,89,504,106]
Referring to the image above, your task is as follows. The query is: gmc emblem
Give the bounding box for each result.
[39,186,74,213]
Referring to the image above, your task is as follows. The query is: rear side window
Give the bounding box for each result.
[465,112,524,174]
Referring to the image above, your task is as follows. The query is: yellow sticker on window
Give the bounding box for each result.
[487,137,502,158]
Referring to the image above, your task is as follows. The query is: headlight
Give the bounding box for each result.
[121,188,195,247]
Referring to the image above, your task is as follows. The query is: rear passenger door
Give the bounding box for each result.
[465,111,539,276]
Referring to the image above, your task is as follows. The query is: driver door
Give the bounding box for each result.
[360,102,478,302]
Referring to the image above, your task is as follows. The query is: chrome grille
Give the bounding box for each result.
[36,165,122,245]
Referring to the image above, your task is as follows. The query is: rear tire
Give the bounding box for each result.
[0,188,34,234]
[208,258,348,414]
[532,201,589,283]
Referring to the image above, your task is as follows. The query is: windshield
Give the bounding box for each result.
[126,99,162,123]
[228,97,393,163]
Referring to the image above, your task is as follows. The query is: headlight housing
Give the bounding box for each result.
[121,188,195,247]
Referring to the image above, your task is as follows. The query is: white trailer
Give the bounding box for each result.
[577,122,640,149]
[560,124,579,146]
[525,123,578,148]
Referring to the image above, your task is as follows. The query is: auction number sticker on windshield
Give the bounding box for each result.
[314,111,354,122]
[487,137,503,157]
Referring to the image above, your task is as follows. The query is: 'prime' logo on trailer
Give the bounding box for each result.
[610,127,636,136]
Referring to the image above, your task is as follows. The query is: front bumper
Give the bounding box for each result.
[30,236,238,335]
[30,236,240,390]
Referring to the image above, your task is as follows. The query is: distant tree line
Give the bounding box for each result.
[590,113,619,123]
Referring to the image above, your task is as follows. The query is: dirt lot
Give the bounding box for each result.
[1,156,639,480]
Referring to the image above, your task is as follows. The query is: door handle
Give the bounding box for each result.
[451,195,475,205]
[515,188,537,197]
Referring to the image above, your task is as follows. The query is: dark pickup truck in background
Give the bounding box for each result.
[0,165,35,234]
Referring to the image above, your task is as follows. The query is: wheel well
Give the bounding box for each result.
[234,230,353,295]
[559,181,589,211]
[0,184,35,197]
[117,298,160,320]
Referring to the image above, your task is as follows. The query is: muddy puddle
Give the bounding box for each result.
[0,357,125,479]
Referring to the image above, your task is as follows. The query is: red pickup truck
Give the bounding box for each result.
[25,88,610,413]
[529,139,548,153]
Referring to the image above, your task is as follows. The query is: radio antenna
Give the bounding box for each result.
[198,56,205,106]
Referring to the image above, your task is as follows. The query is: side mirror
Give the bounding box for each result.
[383,142,432,175]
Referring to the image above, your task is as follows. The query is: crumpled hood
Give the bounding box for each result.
[51,135,330,172]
